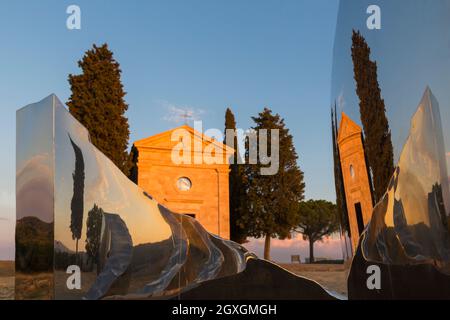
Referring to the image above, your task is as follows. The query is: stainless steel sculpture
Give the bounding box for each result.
[15,91,450,300]
[16,95,256,299]
[16,94,335,300]
[348,88,450,299]
[361,87,450,269]
[331,0,450,299]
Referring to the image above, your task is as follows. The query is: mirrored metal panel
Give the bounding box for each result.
[332,0,450,299]
[361,87,450,270]
[16,95,55,299]
[16,94,257,300]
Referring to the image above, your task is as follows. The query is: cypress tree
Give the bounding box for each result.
[69,135,85,262]
[242,108,305,260]
[224,108,247,244]
[67,43,130,174]
[127,144,139,184]
[351,30,394,201]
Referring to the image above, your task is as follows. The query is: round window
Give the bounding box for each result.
[177,177,192,191]
[350,165,355,179]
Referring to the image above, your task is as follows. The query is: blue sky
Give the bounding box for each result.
[332,0,450,162]
[1,0,448,265]
[0,1,340,260]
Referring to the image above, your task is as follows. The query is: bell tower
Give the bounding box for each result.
[337,113,374,252]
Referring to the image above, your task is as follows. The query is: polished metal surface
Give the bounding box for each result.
[16,94,256,299]
[360,88,450,273]
[345,87,450,298]
[332,1,450,298]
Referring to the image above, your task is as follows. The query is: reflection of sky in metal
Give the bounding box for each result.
[16,153,53,223]
[17,96,255,298]
[16,95,54,224]
[395,88,449,224]
[331,0,450,173]
[361,88,450,269]
[54,100,172,252]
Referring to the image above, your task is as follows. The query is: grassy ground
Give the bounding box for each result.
[0,277,14,300]
[0,261,14,277]
[279,263,349,297]
[1,260,349,299]
[0,261,14,300]
[15,272,53,300]
[1,261,54,300]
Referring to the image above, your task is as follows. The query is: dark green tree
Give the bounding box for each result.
[296,200,339,263]
[69,135,85,261]
[127,144,139,184]
[242,108,305,260]
[224,108,247,244]
[351,30,394,202]
[67,43,130,174]
[85,204,104,268]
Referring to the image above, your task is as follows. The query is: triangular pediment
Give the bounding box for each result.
[337,112,362,143]
[134,125,235,154]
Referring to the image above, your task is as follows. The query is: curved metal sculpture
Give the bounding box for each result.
[361,88,450,268]
[348,88,450,299]
[15,95,255,299]
[15,94,335,300]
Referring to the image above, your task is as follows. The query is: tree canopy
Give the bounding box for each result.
[351,30,394,202]
[224,108,247,244]
[67,43,130,175]
[241,108,305,259]
[69,135,85,259]
[85,204,104,267]
[296,200,339,263]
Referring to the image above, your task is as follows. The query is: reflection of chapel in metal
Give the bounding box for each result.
[133,125,234,239]
[337,113,374,253]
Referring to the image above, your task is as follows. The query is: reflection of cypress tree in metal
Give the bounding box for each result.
[85,204,104,270]
[86,213,133,299]
[351,30,395,203]
[69,135,85,262]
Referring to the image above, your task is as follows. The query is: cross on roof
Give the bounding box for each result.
[181,110,193,124]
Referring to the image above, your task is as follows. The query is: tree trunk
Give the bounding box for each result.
[309,239,314,264]
[264,234,271,260]
[75,238,79,265]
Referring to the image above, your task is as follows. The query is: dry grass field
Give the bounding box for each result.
[15,272,53,300]
[279,263,349,298]
[0,261,14,300]
[1,260,349,299]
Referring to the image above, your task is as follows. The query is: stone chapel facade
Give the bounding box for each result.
[133,125,234,239]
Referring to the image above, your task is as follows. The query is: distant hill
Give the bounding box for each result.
[16,216,53,241]
[16,216,53,272]
[54,240,74,254]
